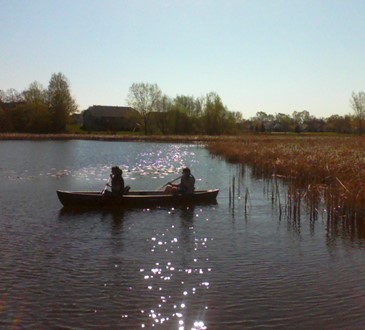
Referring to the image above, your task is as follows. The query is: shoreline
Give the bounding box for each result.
[0,132,350,143]
[0,133,218,143]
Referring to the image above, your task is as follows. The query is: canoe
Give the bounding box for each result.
[57,189,219,208]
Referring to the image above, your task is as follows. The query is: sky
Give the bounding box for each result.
[1,0,365,119]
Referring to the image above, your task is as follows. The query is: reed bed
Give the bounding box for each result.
[207,135,365,221]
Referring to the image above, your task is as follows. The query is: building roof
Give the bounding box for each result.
[85,105,138,118]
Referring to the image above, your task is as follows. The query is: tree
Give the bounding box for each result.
[154,94,172,134]
[21,81,51,132]
[350,91,365,135]
[223,111,242,134]
[23,81,47,105]
[169,95,196,134]
[325,114,353,133]
[306,116,325,132]
[292,110,310,132]
[273,113,292,132]
[0,107,6,132]
[170,95,206,134]
[0,88,23,102]
[26,103,52,133]
[8,105,28,132]
[203,92,227,135]
[47,73,78,132]
[252,111,274,132]
[174,95,197,117]
[127,82,162,134]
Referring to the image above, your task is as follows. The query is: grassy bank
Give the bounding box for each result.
[206,135,365,220]
[0,132,267,143]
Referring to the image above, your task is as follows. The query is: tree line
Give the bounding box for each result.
[126,82,242,135]
[0,73,77,133]
[1,77,365,135]
[126,83,365,135]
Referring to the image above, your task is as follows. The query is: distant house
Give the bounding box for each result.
[82,105,141,131]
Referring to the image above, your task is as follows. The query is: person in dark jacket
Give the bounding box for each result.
[111,166,124,194]
[165,167,195,195]
[107,166,130,195]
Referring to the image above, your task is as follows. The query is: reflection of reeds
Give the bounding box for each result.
[207,135,365,221]
[244,187,250,213]
[229,175,235,208]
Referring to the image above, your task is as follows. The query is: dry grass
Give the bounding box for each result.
[207,135,365,220]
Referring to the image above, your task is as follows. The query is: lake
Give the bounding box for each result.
[1,140,365,329]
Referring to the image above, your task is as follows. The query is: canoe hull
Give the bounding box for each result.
[57,189,219,208]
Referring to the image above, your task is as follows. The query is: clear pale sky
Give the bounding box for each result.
[1,0,364,118]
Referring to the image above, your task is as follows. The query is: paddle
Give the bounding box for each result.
[156,175,182,191]
[101,177,111,195]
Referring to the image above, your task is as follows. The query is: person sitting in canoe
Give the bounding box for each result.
[105,166,130,195]
[165,167,195,195]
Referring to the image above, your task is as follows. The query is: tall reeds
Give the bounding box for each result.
[207,135,365,221]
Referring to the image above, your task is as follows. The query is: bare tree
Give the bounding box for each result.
[350,91,365,135]
[127,82,162,134]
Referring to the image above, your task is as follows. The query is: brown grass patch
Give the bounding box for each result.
[207,135,365,221]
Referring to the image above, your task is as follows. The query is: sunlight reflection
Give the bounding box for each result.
[140,206,213,330]
[192,321,207,330]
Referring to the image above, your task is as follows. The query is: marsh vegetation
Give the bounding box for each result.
[207,135,365,222]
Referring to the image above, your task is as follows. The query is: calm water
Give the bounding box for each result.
[1,140,365,329]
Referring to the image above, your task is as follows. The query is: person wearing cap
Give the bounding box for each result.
[165,167,195,195]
